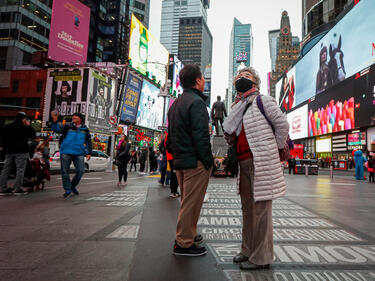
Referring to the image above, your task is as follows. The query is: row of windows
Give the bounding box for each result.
[10,79,43,93]
[180,18,202,25]
[0,29,47,51]
[22,1,51,24]
[0,97,41,108]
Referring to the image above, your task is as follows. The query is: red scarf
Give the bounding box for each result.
[234,88,258,104]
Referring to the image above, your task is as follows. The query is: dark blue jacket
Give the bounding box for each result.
[51,122,92,156]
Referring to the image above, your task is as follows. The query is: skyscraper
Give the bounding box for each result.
[227,18,253,111]
[269,11,300,98]
[178,16,212,105]
[160,0,210,55]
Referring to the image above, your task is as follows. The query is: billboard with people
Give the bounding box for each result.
[87,69,116,132]
[43,68,89,125]
[277,0,375,111]
[119,72,143,124]
[48,0,90,64]
[129,15,169,87]
[135,80,164,130]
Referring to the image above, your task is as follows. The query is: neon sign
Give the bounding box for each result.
[135,129,151,142]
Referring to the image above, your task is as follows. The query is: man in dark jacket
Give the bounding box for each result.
[288,157,296,174]
[0,112,36,195]
[211,95,227,136]
[166,64,213,257]
[51,111,92,198]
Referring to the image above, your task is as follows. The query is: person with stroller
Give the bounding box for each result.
[0,112,36,195]
[51,111,92,198]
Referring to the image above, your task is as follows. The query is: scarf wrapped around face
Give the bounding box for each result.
[223,88,259,145]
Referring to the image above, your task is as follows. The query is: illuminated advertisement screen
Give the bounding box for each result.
[316,138,332,153]
[279,0,375,111]
[129,15,169,87]
[307,65,375,137]
[276,66,296,112]
[120,72,143,124]
[136,80,164,130]
[236,51,248,62]
[87,69,116,132]
[43,68,89,125]
[347,132,364,146]
[172,56,184,96]
[287,104,308,140]
[48,0,90,64]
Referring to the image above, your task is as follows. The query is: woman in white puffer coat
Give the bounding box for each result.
[223,67,289,270]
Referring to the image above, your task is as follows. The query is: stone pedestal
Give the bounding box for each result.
[211,135,228,157]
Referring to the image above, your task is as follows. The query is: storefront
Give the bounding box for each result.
[316,135,332,159]
[91,133,110,154]
[127,125,162,150]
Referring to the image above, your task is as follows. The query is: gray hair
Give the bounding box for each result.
[234,67,261,90]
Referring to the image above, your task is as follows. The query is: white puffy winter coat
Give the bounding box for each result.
[239,94,289,202]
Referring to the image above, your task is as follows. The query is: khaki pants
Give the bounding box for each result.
[175,161,212,248]
[239,158,274,265]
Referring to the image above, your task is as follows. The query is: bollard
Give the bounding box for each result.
[330,164,333,178]
[305,164,309,177]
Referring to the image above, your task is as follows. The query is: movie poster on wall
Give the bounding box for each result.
[120,72,143,124]
[136,80,164,130]
[87,69,116,132]
[48,0,90,64]
[294,0,375,107]
[286,104,308,140]
[43,68,89,126]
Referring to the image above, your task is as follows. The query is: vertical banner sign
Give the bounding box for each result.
[43,68,89,125]
[48,0,90,64]
[87,69,116,132]
[120,73,143,123]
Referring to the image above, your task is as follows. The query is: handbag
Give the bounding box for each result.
[256,95,293,162]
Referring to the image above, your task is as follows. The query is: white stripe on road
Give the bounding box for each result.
[106,225,139,239]
[82,180,115,185]
[317,182,356,186]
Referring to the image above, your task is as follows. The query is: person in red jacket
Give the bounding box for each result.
[164,133,179,198]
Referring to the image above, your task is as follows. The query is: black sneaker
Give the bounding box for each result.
[173,241,207,256]
[14,190,28,195]
[194,234,203,244]
[71,189,79,195]
[0,188,14,195]
[63,192,73,198]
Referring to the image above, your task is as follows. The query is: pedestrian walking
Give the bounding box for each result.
[116,135,130,187]
[129,150,137,172]
[139,147,147,174]
[164,132,179,198]
[223,67,289,270]
[367,153,375,182]
[287,157,296,174]
[51,111,92,198]
[166,64,213,256]
[158,133,167,185]
[0,112,36,195]
[149,147,157,173]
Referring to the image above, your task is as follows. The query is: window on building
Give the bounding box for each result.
[26,97,41,109]
[36,80,43,92]
[1,97,22,106]
[12,80,19,93]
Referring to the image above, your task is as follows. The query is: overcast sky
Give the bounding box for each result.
[149,0,302,104]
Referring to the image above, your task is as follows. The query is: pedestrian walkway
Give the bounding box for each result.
[0,172,374,281]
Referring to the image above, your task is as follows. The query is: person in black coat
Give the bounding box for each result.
[288,157,296,174]
[0,112,36,194]
[116,135,130,187]
[166,64,213,256]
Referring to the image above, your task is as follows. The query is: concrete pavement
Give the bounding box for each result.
[0,171,374,281]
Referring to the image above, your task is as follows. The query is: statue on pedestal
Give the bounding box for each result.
[211,96,227,136]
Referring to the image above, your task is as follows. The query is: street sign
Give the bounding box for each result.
[109,115,117,126]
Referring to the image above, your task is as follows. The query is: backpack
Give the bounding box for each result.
[256,95,293,162]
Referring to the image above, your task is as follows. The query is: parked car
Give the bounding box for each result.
[49,150,110,172]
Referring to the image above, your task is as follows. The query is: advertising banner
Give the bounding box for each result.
[287,104,308,140]
[129,15,169,87]
[172,56,184,96]
[136,80,164,130]
[279,0,375,111]
[316,137,332,153]
[307,65,375,137]
[87,69,116,132]
[48,0,90,64]
[120,72,143,124]
[43,68,89,125]
[277,67,296,112]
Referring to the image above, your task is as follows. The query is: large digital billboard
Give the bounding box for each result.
[129,15,169,87]
[87,69,116,132]
[277,66,296,112]
[136,80,164,130]
[48,0,90,64]
[43,68,89,125]
[278,0,375,111]
[172,56,184,96]
[287,104,308,140]
[120,72,143,124]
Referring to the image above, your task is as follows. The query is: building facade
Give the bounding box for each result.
[0,0,52,70]
[301,0,354,56]
[269,11,300,98]
[227,18,253,111]
[160,0,209,55]
[178,16,212,106]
